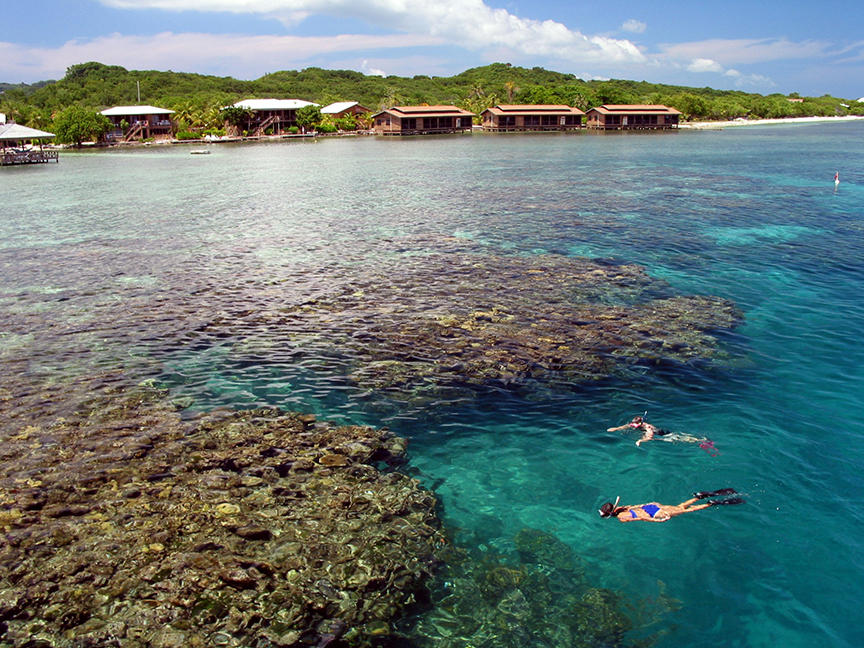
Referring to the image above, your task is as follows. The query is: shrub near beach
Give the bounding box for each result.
[51,106,112,145]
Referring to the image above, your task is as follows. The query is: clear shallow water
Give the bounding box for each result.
[2,124,864,647]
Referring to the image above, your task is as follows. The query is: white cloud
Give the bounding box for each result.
[621,19,646,34]
[724,69,775,88]
[659,38,830,66]
[0,32,441,82]
[97,0,647,66]
[5,1,848,91]
[687,58,723,73]
[651,37,849,87]
[361,59,385,76]
[676,54,773,86]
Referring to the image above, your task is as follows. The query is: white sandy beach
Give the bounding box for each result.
[680,115,864,129]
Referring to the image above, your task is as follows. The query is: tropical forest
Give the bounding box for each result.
[2,61,861,141]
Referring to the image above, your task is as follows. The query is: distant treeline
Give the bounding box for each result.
[2,61,862,132]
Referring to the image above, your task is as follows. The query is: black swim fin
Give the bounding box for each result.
[693,487,737,500]
[708,497,745,507]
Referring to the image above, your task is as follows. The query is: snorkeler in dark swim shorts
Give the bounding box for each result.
[608,415,719,455]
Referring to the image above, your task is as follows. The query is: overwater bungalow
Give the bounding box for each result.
[586,105,681,130]
[372,106,475,136]
[101,106,175,142]
[480,104,585,132]
[0,121,58,166]
[230,99,319,135]
[321,102,372,120]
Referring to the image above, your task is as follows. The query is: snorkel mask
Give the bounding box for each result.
[599,496,621,517]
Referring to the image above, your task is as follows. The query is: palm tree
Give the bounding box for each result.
[170,100,196,132]
[504,81,519,103]
[202,106,224,130]
[380,88,405,110]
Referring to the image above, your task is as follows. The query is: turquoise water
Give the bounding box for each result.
[2,124,863,647]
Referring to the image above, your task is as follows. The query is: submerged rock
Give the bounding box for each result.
[0,384,444,647]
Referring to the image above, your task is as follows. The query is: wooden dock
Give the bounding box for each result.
[1,150,60,166]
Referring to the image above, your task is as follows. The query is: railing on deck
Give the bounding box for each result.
[1,150,59,165]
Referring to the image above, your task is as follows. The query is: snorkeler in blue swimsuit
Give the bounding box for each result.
[599,489,744,523]
[631,503,662,519]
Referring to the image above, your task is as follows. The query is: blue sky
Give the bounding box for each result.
[2,0,863,97]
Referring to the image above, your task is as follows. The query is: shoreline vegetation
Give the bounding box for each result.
[30,114,864,152]
[2,61,863,147]
[38,114,864,151]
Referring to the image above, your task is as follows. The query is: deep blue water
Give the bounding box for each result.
[2,123,863,647]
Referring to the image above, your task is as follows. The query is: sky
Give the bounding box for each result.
[1,0,863,98]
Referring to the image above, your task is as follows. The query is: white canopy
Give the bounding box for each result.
[101,105,174,116]
[0,122,56,140]
[231,99,318,111]
[322,101,359,114]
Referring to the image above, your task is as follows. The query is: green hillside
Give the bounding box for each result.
[2,61,860,132]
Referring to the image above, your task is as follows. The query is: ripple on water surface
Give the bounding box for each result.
[2,127,864,647]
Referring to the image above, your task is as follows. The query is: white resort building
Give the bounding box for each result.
[230,99,319,135]
[321,102,372,121]
[101,105,175,142]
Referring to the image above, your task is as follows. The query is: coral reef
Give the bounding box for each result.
[274,253,743,393]
[0,242,744,405]
[0,241,724,646]
[397,528,675,648]
[0,381,444,647]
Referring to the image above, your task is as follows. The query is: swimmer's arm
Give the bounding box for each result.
[635,430,653,446]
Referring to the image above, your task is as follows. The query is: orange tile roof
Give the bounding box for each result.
[483,104,585,116]
[374,105,475,118]
[589,104,682,115]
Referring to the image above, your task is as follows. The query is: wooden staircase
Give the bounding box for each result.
[252,115,280,135]
[124,122,146,141]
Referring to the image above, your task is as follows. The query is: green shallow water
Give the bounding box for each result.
[2,124,864,647]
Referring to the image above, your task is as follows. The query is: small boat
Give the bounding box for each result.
[190,149,210,155]
[835,171,840,186]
